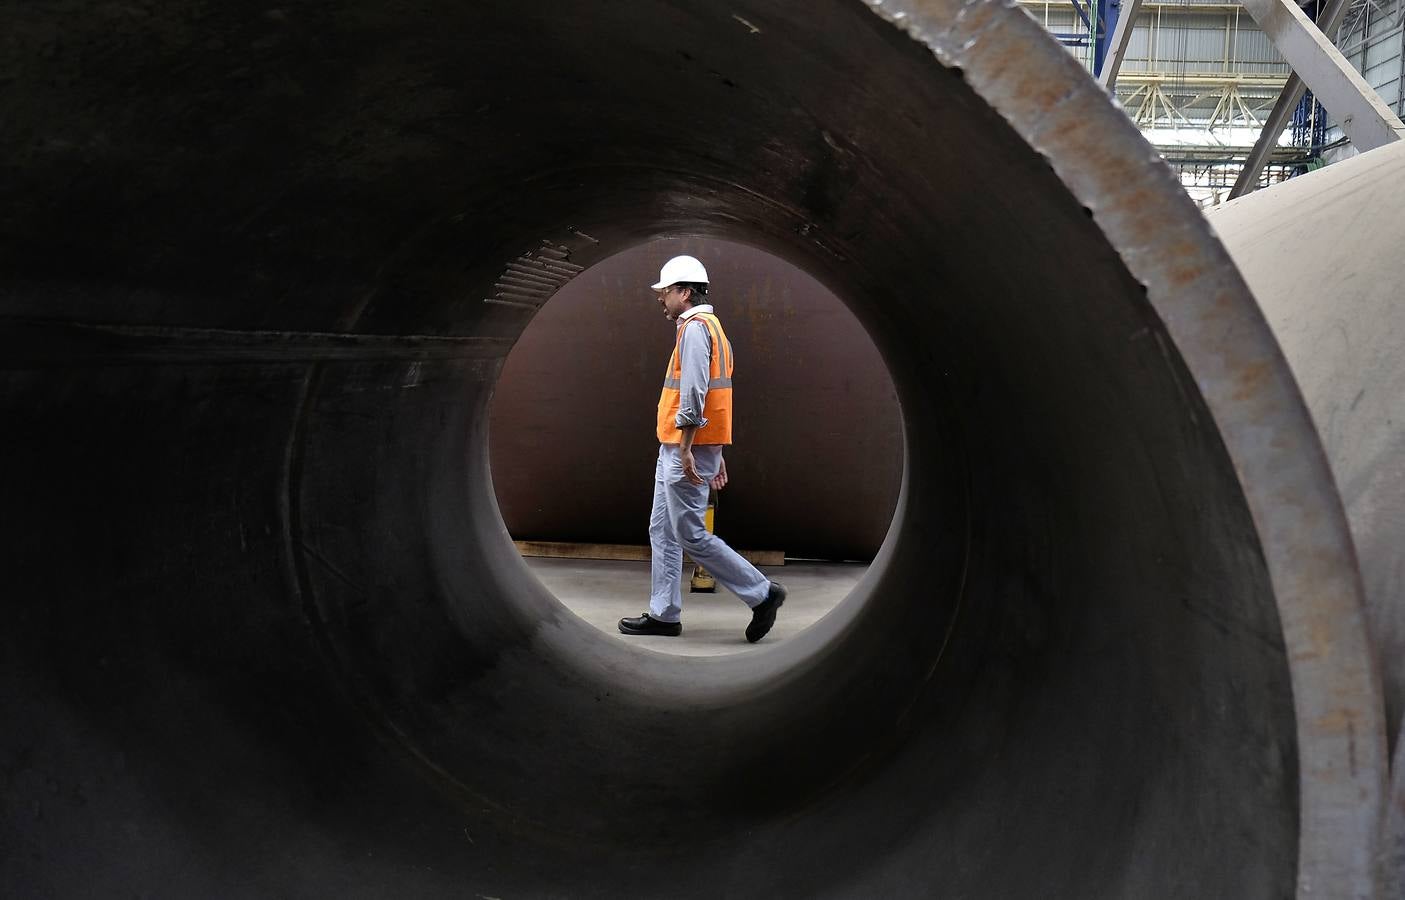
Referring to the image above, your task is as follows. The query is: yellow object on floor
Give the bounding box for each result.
[691,493,717,592]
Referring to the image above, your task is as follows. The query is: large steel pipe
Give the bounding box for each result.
[1208,142,1405,895]
[0,1,1389,897]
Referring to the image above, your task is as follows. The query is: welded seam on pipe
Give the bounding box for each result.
[0,318,512,366]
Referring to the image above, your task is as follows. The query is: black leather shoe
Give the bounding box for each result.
[746,582,787,643]
[618,613,682,636]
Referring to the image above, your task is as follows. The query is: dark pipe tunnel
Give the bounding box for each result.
[1,1,1387,897]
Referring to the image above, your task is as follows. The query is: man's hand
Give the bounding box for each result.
[709,456,728,491]
[680,448,705,485]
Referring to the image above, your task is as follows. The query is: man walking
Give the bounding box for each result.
[618,255,787,643]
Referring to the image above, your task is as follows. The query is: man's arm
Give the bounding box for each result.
[709,454,727,491]
[676,320,711,485]
[678,425,702,483]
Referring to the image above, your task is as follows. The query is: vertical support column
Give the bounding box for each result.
[1094,0,1116,76]
[1238,0,1405,151]
[1098,0,1144,88]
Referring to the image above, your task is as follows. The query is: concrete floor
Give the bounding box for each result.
[525,557,865,656]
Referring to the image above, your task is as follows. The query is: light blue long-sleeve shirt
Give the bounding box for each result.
[673,304,715,431]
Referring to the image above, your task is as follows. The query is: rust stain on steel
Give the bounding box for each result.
[1231,360,1274,403]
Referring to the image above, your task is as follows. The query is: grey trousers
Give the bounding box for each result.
[648,444,770,623]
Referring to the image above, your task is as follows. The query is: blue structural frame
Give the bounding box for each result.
[1290,0,1329,158]
[1059,0,1119,72]
[1292,89,1329,154]
[1095,0,1119,74]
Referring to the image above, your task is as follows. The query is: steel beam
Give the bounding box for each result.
[1230,0,1352,198]
[1116,72,1289,88]
[1228,73,1311,197]
[1098,0,1145,88]
[1238,0,1405,153]
[1068,0,1094,30]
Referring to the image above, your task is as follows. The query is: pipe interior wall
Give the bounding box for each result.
[0,0,1387,896]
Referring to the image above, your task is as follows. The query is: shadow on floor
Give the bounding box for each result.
[524,557,866,657]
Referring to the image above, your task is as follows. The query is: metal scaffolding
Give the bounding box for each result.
[1337,0,1405,117]
[1020,0,1404,203]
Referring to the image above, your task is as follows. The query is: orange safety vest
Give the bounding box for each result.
[656,311,734,445]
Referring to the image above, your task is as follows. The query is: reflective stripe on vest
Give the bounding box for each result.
[661,377,733,389]
[656,312,734,445]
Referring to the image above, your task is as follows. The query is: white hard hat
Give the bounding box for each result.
[651,255,709,290]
